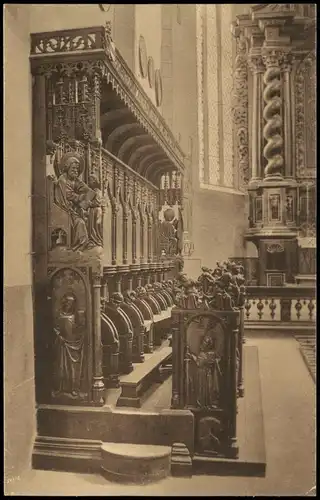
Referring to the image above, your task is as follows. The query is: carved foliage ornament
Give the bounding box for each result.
[233,36,249,187]
[295,51,316,178]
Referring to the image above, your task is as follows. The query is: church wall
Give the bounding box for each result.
[4,5,36,483]
[134,4,162,107]
[190,3,251,271]
[192,190,247,268]
[160,4,198,239]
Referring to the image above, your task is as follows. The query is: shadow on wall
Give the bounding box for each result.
[192,189,247,266]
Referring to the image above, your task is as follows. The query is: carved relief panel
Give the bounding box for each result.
[295,51,316,179]
[49,267,92,404]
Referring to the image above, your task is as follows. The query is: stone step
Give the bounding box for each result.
[117,345,172,408]
[100,442,171,484]
[295,334,316,383]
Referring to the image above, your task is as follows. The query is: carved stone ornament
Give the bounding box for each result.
[295,51,316,179]
[147,56,155,89]
[155,69,163,108]
[233,36,249,187]
[138,35,148,78]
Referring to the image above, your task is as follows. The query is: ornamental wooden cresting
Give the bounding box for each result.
[30,23,185,407]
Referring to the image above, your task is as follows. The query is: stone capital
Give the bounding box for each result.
[261,49,285,68]
[279,52,294,72]
[248,54,264,73]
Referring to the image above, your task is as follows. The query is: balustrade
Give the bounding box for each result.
[244,286,316,324]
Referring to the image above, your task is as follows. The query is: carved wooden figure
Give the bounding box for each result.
[52,292,85,398]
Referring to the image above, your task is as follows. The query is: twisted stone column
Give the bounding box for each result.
[262,50,284,180]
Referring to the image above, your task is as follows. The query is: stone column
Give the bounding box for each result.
[248,55,265,181]
[280,52,294,179]
[92,271,105,405]
[262,49,284,180]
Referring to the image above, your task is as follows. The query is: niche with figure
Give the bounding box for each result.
[50,268,90,404]
[185,314,226,456]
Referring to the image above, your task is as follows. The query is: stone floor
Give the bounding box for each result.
[5,334,316,496]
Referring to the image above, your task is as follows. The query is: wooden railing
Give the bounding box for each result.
[244,286,316,325]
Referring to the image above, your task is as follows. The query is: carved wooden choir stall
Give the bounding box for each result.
[31,22,261,481]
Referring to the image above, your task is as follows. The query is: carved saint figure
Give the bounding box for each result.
[188,335,222,409]
[87,175,104,248]
[54,156,103,251]
[52,293,84,397]
[159,208,178,256]
[270,195,280,220]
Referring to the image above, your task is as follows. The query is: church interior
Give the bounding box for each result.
[4,4,316,496]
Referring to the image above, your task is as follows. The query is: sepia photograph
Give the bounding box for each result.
[4,3,316,496]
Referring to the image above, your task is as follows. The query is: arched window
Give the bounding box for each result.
[197,4,237,190]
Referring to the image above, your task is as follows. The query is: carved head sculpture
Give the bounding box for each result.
[153,282,163,291]
[63,156,81,180]
[184,279,197,294]
[230,263,239,275]
[201,266,213,274]
[145,284,154,293]
[88,174,101,190]
[166,280,173,289]
[100,297,107,311]
[61,292,76,315]
[238,265,244,275]
[163,207,175,222]
[123,290,133,303]
[130,290,137,300]
[212,267,222,278]
[200,334,215,353]
[219,272,233,288]
[110,292,124,308]
[177,272,189,284]
[136,286,147,298]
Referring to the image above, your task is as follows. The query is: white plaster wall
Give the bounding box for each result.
[4,4,36,483]
[4,4,33,288]
[29,4,114,34]
[134,4,162,107]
